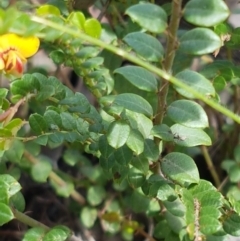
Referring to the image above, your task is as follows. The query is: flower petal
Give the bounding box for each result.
[4,50,16,71]
[0,33,40,58]
[0,57,4,70]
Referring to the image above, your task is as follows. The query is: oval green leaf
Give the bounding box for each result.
[87,185,106,206]
[174,70,215,98]
[81,57,104,69]
[151,124,174,142]
[229,165,240,183]
[43,227,69,241]
[126,110,153,138]
[126,129,144,155]
[31,159,52,183]
[80,207,98,228]
[67,11,85,29]
[213,76,226,92]
[131,155,149,174]
[114,145,133,165]
[171,124,212,147]
[60,112,77,130]
[36,85,55,101]
[123,32,164,62]
[183,0,229,27]
[107,121,130,148]
[0,203,14,226]
[50,175,74,198]
[114,66,158,92]
[189,179,219,196]
[22,227,46,241]
[36,4,61,16]
[223,213,240,236]
[144,139,160,161]
[0,174,21,197]
[84,18,101,38]
[167,100,209,128]
[179,28,221,55]
[0,183,9,204]
[125,3,167,33]
[44,110,62,129]
[161,152,200,186]
[4,118,24,135]
[113,93,153,117]
[0,88,8,98]
[199,216,221,235]
[128,168,146,189]
[29,114,48,135]
[10,192,25,212]
[99,135,115,158]
[128,190,150,213]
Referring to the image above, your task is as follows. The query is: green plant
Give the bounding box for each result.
[1,0,240,240]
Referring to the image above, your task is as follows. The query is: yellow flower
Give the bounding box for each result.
[0,33,40,76]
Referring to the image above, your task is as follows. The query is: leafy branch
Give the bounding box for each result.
[11,207,50,231]
[30,15,240,124]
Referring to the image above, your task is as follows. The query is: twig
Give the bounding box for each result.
[152,0,182,184]
[12,207,82,241]
[201,145,221,187]
[12,207,50,231]
[97,0,111,21]
[29,0,41,6]
[154,0,182,125]
[67,234,84,241]
[0,98,25,124]
[99,194,116,215]
[136,227,156,241]
[110,3,127,27]
[217,176,229,191]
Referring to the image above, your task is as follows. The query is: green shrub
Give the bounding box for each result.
[0,0,240,240]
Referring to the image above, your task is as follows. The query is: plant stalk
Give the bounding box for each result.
[155,0,182,125]
[12,207,50,231]
[201,145,221,187]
